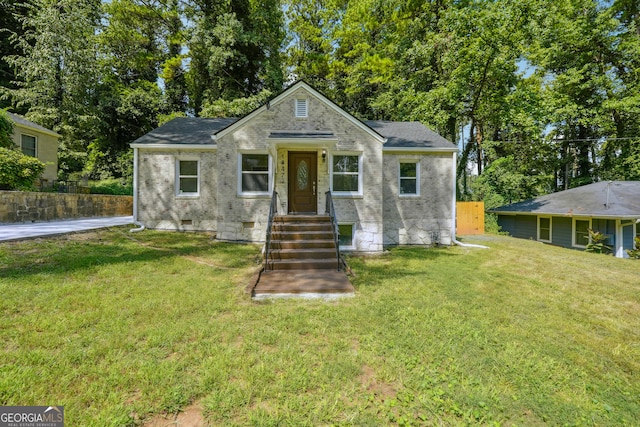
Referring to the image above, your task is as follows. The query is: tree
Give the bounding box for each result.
[0,109,14,148]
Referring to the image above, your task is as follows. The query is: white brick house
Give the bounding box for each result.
[131,81,458,252]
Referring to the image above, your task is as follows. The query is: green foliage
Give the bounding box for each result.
[0,109,14,148]
[0,147,46,190]
[200,90,272,118]
[585,228,613,255]
[627,237,640,259]
[89,178,133,195]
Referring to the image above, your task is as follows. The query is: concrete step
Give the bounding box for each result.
[275,215,331,223]
[269,239,336,250]
[271,230,335,241]
[271,222,333,232]
[268,248,337,260]
[266,258,339,270]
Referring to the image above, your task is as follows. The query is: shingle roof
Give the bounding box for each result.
[8,112,61,137]
[365,120,457,151]
[131,117,456,151]
[488,181,640,218]
[131,117,238,145]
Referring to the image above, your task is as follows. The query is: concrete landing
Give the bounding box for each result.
[253,270,355,300]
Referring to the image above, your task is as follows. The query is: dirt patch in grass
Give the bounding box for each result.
[359,365,396,398]
[142,402,206,427]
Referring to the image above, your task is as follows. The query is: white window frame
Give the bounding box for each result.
[338,223,356,250]
[20,133,37,157]
[572,218,591,248]
[399,160,420,197]
[537,216,552,243]
[175,158,200,197]
[330,153,363,197]
[295,98,308,118]
[237,152,272,196]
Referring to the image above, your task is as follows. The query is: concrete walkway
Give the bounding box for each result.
[0,216,134,242]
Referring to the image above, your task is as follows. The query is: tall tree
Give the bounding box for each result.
[3,0,102,177]
[186,0,285,115]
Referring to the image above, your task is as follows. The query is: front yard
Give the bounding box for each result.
[1,230,638,426]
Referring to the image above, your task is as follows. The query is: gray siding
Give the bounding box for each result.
[592,218,616,247]
[498,214,537,239]
[551,216,572,248]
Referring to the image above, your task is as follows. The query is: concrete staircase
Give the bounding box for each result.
[265,215,340,271]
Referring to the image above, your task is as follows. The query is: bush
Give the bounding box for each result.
[627,237,640,259]
[89,178,133,195]
[0,147,46,190]
[584,228,612,255]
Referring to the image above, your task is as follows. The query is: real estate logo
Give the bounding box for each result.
[0,406,64,427]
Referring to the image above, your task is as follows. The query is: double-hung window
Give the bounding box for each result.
[331,154,362,196]
[177,159,199,196]
[573,218,590,247]
[239,153,271,195]
[21,134,37,157]
[538,216,551,242]
[399,161,419,196]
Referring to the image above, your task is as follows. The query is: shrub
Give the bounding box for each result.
[89,178,133,195]
[627,237,640,259]
[584,228,612,255]
[0,147,46,190]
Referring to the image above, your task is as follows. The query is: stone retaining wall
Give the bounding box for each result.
[0,191,133,223]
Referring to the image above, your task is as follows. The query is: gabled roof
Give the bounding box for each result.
[130,81,457,152]
[488,181,640,219]
[131,117,237,148]
[8,112,61,138]
[213,80,386,144]
[366,121,457,152]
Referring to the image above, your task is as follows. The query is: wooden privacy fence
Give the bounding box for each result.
[456,201,485,235]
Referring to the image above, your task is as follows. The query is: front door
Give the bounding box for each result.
[288,151,317,214]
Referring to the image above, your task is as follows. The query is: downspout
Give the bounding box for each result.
[130,147,145,233]
[450,151,489,249]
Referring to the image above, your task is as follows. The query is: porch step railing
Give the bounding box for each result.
[263,191,278,271]
[325,191,344,271]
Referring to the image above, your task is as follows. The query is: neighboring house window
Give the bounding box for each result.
[338,224,355,249]
[295,98,308,118]
[331,154,362,195]
[399,161,419,196]
[21,134,37,157]
[573,218,591,247]
[239,153,271,195]
[538,216,552,242]
[176,159,199,196]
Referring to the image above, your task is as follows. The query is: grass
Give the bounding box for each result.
[1,230,639,426]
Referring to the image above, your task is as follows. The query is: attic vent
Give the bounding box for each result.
[295,98,308,118]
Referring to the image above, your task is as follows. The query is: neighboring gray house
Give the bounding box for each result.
[131,81,458,252]
[488,181,640,258]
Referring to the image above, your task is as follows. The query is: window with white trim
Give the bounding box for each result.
[399,161,419,196]
[239,153,271,195]
[338,224,355,249]
[331,154,362,195]
[573,218,591,247]
[21,134,37,157]
[176,159,199,196]
[295,98,308,118]
[538,216,552,242]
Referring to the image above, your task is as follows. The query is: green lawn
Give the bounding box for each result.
[1,229,639,426]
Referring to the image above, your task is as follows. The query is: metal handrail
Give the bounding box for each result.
[264,191,278,271]
[325,191,343,271]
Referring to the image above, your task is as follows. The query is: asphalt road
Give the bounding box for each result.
[0,216,134,242]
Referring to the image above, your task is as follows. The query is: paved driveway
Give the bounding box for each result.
[0,216,134,242]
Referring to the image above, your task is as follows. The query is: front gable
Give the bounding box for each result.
[213,80,386,145]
